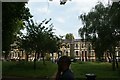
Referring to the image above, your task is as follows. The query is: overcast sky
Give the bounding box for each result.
[25,0,110,39]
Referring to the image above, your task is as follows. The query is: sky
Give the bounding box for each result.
[25,0,110,39]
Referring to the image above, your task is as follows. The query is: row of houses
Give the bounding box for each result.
[3,39,120,62]
[59,39,96,61]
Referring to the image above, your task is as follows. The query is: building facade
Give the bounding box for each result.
[3,39,120,62]
[59,39,96,61]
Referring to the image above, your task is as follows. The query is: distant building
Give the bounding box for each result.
[59,39,96,61]
[4,39,120,62]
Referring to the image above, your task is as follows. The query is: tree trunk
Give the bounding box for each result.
[112,53,116,70]
[52,53,54,63]
[85,51,87,61]
[107,52,111,63]
[88,51,90,61]
[41,53,46,65]
[42,56,46,65]
[115,58,118,69]
[58,52,60,59]
[111,46,116,71]
[37,52,40,60]
[25,53,28,61]
[34,52,37,70]
[4,50,9,60]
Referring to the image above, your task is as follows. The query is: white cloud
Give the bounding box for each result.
[37,7,49,14]
[56,17,65,23]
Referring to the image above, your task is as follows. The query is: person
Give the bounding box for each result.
[55,56,74,80]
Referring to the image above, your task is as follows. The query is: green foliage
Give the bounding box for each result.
[78,2,120,59]
[65,33,74,40]
[46,53,51,61]
[21,19,60,54]
[19,18,61,64]
[2,2,32,58]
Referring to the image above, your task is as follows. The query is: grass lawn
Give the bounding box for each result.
[2,61,120,80]
[2,61,57,78]
[71,62,120,80]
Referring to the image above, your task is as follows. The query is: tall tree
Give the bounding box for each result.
[2,2,32,59]
[108,2,120,70]
[78,2,120,70]
[20,19,60,67]
[79,2,110,60]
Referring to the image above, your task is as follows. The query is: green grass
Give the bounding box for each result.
[2,61,120,80]
[2,61,57,78]
[71,62,120,80]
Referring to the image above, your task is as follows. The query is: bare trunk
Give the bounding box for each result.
[107,52,111,63]
[4,50,9,60]
[41,53,46,65]
[85,51,87,61]
[52,53,54,63]
[37,52,40,60]
[112,54,116,70]
[25,53,28,61]
[43,56,46,65]
[115,58,118,69]
[34,52,37,70]
[112,47,116,71]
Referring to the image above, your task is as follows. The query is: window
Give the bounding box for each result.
[68,44,70,48]
[76,51,78,56]
[82,44,84,48]
[76,44,78,48]
[66,51,68,56]
[66,51,68,54]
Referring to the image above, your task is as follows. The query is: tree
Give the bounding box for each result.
[79,2,110,60]
[2,2,32,59]
[65,33,74,40]
[65,33,74,58]
[108,2,120,70]
[78,2,120,70]
[20,18,60,68]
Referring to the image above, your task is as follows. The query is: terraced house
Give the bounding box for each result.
[59,39,96,61]
[4,39,120,62]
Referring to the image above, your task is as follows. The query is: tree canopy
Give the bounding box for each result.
[78,2,120,70]
[65,33,74,40]
[20,18,61,62]
[2,2,32,58]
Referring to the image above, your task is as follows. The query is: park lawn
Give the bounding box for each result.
[71,62,120,80]
[2,61,120,80]
[2,61,57,78]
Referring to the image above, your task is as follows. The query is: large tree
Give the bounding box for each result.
[78,2,120,70]
[20,19,60,67]
[2,2,32,59]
